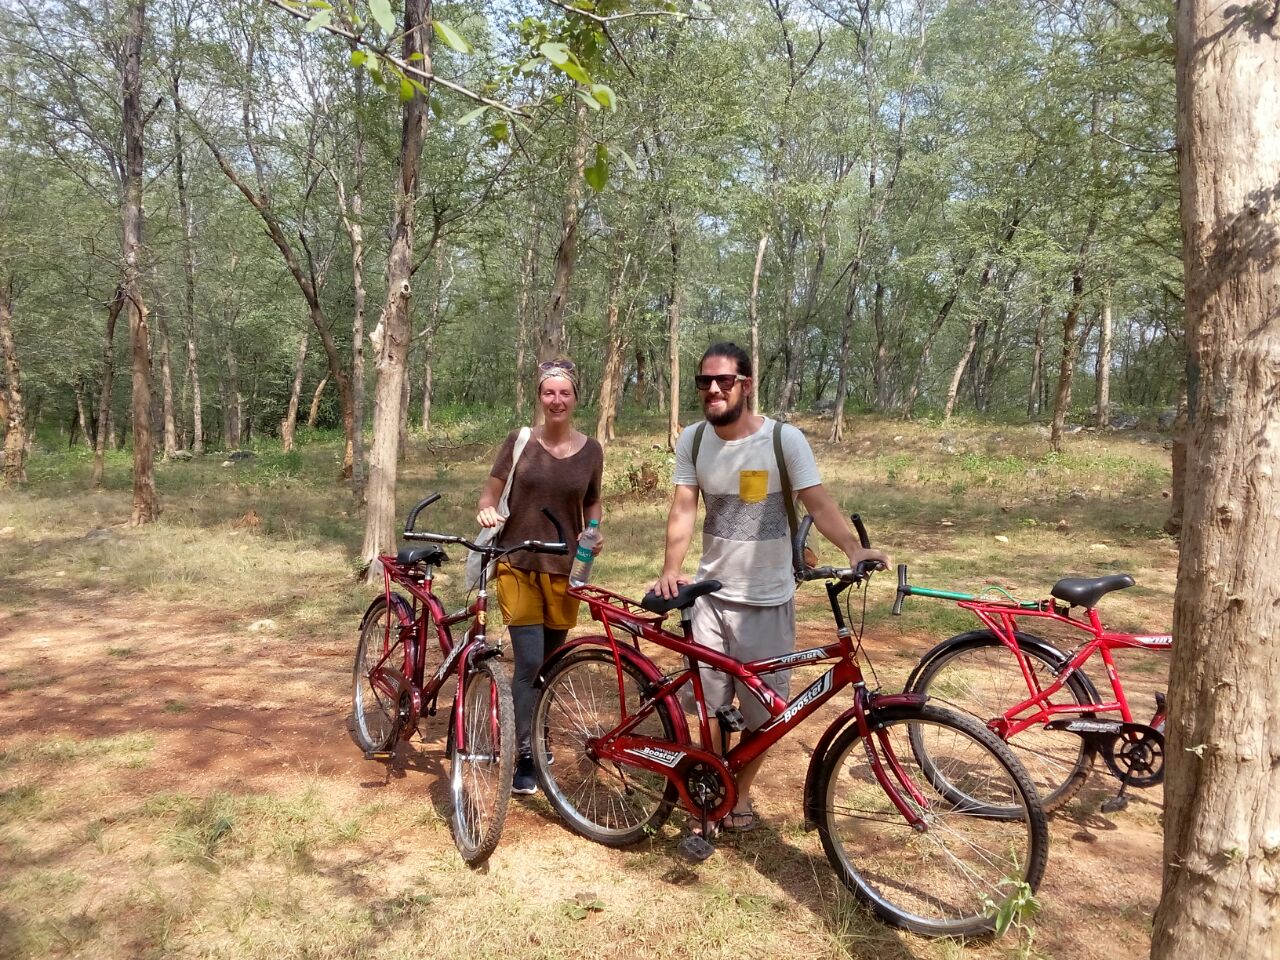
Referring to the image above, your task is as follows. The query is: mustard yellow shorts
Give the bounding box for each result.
[495,563,580,631]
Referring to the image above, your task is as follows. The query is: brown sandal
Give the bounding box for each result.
[721,806,758,833]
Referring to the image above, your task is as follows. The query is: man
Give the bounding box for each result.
[654,341,889,832]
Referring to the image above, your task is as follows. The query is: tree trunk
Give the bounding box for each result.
[942,315,980,421]
[281,327,308,452]
[122,0,158,523]
[633,348,648,407]
[1096,287,1112,429]
[342,68,369,497]
[1049,265,1089,451]
[1152,6,1280,956]
[829,271,860,442]
[398,364,411,453]
[1165,388,1189,536]
[92,288,124,486]
[360,0,429,581]
[73,378,90,448]
[596,237,626,445]
[307,376,328,428]
[1028,301,1047,417]
[171,68,202,455]
[748,234,768,416]
[513,201,538,418]
[666,213,682,451]
[157,311,178,459]
[540,99,589,365]
[0,284,27,485]
[222,314,242,449]
[419,244,447,435]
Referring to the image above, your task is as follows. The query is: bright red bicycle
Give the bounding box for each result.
[351,493,567,865]
[530,515,1048,938]
[894,564,1171,813]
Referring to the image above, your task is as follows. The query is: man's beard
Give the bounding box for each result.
[705,391,746,426]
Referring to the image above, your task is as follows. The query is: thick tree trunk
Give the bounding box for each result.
[157,312,178,459]
[281,327,308,452]
[748,234,768,416]
[0,284,27,485]
[307,376,328,428]
[1096,288,1112,429]
[1165,389,1189,536]
[1152,6,1280,956]
[92,288,124,486]
[540,100,589,365]
[122,0,158,523]
[360,0,429,580]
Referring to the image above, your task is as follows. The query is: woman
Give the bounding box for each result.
[477,359,604,795]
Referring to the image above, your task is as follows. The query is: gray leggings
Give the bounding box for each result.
[509,623,568,755]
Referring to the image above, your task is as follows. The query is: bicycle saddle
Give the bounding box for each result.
[396,545,448,567]
[1050,574,1135,609]
[640,580,722,614]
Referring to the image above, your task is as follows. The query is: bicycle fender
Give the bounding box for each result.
[360,592,415,630]
[903,629,1103,705]
[538,635,692,745]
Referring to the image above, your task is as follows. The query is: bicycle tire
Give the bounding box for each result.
[352,595,411,753]
[815,704,1049,939]
[533,648,679,846]
[448,657,515,866]
[908,631,1096,812]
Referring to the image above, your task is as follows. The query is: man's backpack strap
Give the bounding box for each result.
[691,421,708,471]
[774,421,799,545]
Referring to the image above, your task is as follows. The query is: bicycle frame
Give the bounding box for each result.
[910,585,1172,737]
[564,584,929,827]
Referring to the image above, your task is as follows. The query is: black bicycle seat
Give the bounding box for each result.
[396,545,448,567]
[1050,574,1135,609]
[640,580,722,614]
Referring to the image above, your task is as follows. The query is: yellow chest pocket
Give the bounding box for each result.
[739,470,769,504]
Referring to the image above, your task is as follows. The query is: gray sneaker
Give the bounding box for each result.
[512,753,537,795]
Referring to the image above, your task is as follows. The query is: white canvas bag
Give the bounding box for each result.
[465,427,532,591]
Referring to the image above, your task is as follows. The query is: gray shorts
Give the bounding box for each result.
[689,595,795,730]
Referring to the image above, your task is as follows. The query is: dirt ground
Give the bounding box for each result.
[1,586,1167,960]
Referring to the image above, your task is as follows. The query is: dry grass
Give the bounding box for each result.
[0,414,1175,960]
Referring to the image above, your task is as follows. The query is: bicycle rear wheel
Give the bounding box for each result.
[533,648,679,846]
[815,704,1049,939]
[448,657,515,866]
[352,595,410,753]
[908,631,1096,811]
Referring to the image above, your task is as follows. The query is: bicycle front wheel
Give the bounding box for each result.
[448,657,515,866]
[815,704,1049,939]
[909,631,1096,811]
[533,649,679,846]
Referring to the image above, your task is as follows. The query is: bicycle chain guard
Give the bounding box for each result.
[1045,718,1165,788]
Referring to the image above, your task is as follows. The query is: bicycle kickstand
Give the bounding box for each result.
[1101,781,1130,814]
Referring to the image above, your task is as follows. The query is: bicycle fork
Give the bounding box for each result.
[856,686,929,832]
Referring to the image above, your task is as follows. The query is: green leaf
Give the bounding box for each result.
[457,105,488,125]
[399,75,415,101]
[407,51,426,61]
[617,147,638,173]
[368,0,395,34]
[575,90,601,111]
[304,9,332,32]
[539,41,570,65]
[490,120,509,142]
[518,56,544,73]
[583,145,609,192]
[349,49,368,67]
[433,20,473,54]
[589,83,616,111]
[557,58,590,85]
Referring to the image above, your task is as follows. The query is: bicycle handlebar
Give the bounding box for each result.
[892,563,910,616]
[401,495,568,556]
[793,511,886,585]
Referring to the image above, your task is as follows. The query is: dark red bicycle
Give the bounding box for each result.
[895,565,1171,813]
[351,493,566,865]
[530,515,1048,938]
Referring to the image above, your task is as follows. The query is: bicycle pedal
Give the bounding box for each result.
[1155,691,1166,711]
[1100,795,1130,814]
[676,833,716,863]
[363,750,394,761]
[715,706,748,733]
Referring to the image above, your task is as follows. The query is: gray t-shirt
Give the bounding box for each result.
[673,418,822,606]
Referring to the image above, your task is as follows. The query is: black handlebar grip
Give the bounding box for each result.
[404,493,442,534]
[793,514,814,575]
[891,563,909,616]
[541,507,568,553]
[851,513,871,550]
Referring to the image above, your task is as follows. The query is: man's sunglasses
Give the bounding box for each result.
[694,373,746,392]
[539,359,576,372]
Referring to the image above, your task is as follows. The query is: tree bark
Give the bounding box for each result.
[1096,287,1112,429]
[540,99,589,365]
[157,311,178,458]
[360,0,429,580]
[596,238,627,444]
[942,314,981,421]
[1152,5,1280,956]
[73,378,90,448]
[171,68,202,455]
[0,284,27,485]
[748,234,768,416]
[121,0,158,523]
[335,66,369,496]
[92,287,124,486]
[1028,301,1047,417]
[281,327,308,452]
[666,212,682,451]
[307,376,328,428]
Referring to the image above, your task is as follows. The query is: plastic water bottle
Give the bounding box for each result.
[569,520,601,587]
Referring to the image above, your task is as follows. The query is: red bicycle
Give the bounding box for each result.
[530,515,1048,938]
[894,564,1171,813]
[351,493,567,864]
